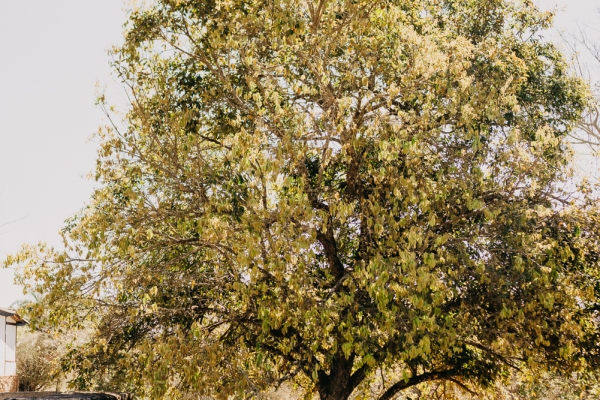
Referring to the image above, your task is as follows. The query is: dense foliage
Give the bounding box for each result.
[7,0,600,398]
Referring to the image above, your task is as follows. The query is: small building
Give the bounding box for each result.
[0,307,27,392]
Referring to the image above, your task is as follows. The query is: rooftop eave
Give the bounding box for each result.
[0,307,28,326]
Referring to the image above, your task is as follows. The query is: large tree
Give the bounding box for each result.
[7,0,600,398]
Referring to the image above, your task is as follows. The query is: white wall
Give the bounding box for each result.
[0,316,5,376]
[5,323,16,375]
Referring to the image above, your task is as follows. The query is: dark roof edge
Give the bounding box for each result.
[0,308,17,317]
[0,307,28,325]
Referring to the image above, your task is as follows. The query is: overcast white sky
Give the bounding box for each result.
[0,0,598,307]
[0,1,126,306]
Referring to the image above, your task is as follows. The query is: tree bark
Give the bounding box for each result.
[317,353,356,400]
[316,226,345,280]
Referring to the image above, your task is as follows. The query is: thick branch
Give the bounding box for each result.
[348,363,370,393]
[316,226,345,280]
[378,368,462,400]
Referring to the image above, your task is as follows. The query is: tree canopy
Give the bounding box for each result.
[7,0,600,399]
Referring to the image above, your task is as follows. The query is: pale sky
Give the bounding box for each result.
[0,1,126,306]
[0,0,598,307]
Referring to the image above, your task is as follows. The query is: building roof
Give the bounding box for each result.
[0,307,28,326]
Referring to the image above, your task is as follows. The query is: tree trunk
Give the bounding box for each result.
[317,354,355,400]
